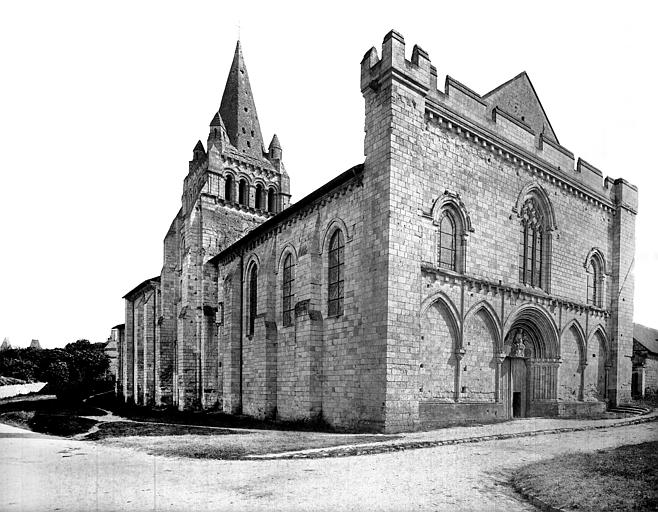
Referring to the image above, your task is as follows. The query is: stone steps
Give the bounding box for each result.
[608,404,651,415]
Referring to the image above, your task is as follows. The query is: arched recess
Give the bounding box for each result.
[584,325,609,400]
[558,324,586,401]
[560,319,587,365]
[419,296,460,401]
[464,300,502,350]
[319,217,351,255]
[462,302,499,401]
[420,291,461,335]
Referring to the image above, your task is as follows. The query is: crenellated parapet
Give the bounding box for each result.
[361,30,637,211]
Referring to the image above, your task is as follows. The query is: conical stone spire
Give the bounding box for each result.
[219,41,265,160]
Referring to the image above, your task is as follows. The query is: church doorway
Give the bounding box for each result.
[501,309,559,419]
[501,332,529,418]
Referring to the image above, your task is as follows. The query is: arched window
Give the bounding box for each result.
[587,256,604,307]
[248,265,258,335]
[255,184,264,210]
[328,230,344,317]
[239,179,247,206]
[282,254,295,327]
[438,211,457,270]
[224,175,233,202]
[268,188,276,213]
[519,197,545,288]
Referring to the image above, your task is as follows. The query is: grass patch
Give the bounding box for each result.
[513,441,658,511]
[90,422,399,460]
[0,396,101,436]
[85,421,241,439]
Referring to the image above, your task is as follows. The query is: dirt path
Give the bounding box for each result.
[2,420,657,511]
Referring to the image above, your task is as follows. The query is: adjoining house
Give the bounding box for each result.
[632,323,658,397]
[116,31,638,432]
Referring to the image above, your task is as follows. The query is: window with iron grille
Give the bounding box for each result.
[587,260,601,307]
[282,254,295,327]
[328,230,344,317]
[438,212,457,270]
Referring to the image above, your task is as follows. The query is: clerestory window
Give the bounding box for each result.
[438,211,457,271]
[328,230,344,317]
[519,197,545,288]
[282,254,295,327]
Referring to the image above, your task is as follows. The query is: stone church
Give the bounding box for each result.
[116,31,637,432]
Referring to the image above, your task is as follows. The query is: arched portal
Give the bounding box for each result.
[502,306,559,418]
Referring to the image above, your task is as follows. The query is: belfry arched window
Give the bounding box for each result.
[438,211,457,271]
[224,175,233,202]
[282,254,295,327]
[255,184,264,210]
[268,188,276,213]
[519,197,545,288]
[239,179,247,206]
[328,230,344,317]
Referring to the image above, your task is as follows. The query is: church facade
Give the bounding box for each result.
[117,31,637,432]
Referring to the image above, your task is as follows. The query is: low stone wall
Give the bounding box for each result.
[419,401,506,428]
[557,401,607,417]
[0,382,47,399]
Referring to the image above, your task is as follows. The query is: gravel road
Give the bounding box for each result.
[1,421,656,511]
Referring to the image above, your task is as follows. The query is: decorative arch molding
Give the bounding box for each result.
[560,319,587,365]
[464,300,502,349]
[430,190,474,233]
[584,247,607,275]
[276,243,298,273]
[588,324,610,362]
[236,173,254,186]
[243,253,261,279]
[320,217,352,254]
[420,291,461,334]
[513,181,557,231]
[223,168,238,180]
[503,303,559,359]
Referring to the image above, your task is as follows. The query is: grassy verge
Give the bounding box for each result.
[0,396,103,436]
[89,421,400,459]
[513,441,658,511]
[88,394,347,433]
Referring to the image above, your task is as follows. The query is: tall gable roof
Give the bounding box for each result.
[219,41,266,160]
[634,323,658,355]
[483,71,558,144]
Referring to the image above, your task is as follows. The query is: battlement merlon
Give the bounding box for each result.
[360,30,433,95]
[613,178,638,214]
[361,30,638,208]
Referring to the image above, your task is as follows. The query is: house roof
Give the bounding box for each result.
[122,276,161,299]
[633,323,658,355]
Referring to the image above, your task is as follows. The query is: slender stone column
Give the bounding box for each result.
[495,352,506,402]
[454,348,466,402]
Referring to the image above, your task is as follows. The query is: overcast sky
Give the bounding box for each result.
[1,1,656,348]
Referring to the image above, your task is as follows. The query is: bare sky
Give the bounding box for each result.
[1,1,656,348]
